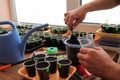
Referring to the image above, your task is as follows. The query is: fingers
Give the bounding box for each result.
[67,14,76,26]
[77,53,87,66]
[64,13,68,17]
[80,46,102,54]
[94,46,106,53]
[77,52,86,61]
[78,48,95,65]
[65,15,75,27]
[73,19,82,28]
[77,48,98,67]
[67,18,74,27]
[64,13,69,25]
[64,13,79,28]
[80,47,90,54]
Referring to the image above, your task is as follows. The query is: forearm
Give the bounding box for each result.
[81,0,119,13]
[103,62,120,80]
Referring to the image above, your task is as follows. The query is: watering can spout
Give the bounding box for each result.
[20,23,49,57]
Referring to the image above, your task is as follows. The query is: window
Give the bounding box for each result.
[12,0,79,26]
[82,0,120,24]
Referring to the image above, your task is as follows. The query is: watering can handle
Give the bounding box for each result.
[0,21,16,31]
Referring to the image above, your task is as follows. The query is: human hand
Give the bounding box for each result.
[64,7,86,29]
[77,47,116,78]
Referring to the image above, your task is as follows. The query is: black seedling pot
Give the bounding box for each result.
[57,59,72,78]
[50,35,57,47]
[80,32,87,37]
[113,25,120,34]
[73,31,79,37]
[36,61,50,80]
[45,56,57,74]
[64,34,81,66]
[63,27,67,34]
[34,54,46,63]
[101,24,115,33]
[57,36,66,50]
[24,59,36,77]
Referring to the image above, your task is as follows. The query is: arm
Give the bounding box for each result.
[82,0,119,12]
[64,0,120,28]
[77,47,120,80]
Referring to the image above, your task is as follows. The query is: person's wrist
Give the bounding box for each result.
[103,61,120,80]
[81,2,94,14]
[79,5,88,14]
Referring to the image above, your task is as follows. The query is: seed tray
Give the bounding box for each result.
[18,66,76,80]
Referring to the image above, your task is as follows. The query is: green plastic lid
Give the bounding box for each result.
[47,47,58,54]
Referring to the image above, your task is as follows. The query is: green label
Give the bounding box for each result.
[46,67,49,72]
[57,39,60,43]
[73,33,76,36]
[115,27,119,31]
[26,41,30,45]
[35,58,39,63]
[58,28,60,33]
[52,28,54,32]
[35,40,39,44]
[58,64,62,68]
[82,33,84,37]
[105,26,109,30]
[50,37,53,41]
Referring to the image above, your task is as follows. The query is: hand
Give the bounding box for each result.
[77,47,116,78]
[64,7,86,29]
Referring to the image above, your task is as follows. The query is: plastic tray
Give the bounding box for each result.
[18,66,76,80]
[96,29,120,38]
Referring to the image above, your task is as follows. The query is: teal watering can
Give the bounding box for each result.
[0,21,48,64]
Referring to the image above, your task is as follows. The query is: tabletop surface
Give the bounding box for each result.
[0,48,119,80]
[0,54,29,80]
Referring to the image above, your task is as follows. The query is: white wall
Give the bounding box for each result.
[0,0,12,20]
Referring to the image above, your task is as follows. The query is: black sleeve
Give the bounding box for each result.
[116,0,120,4]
